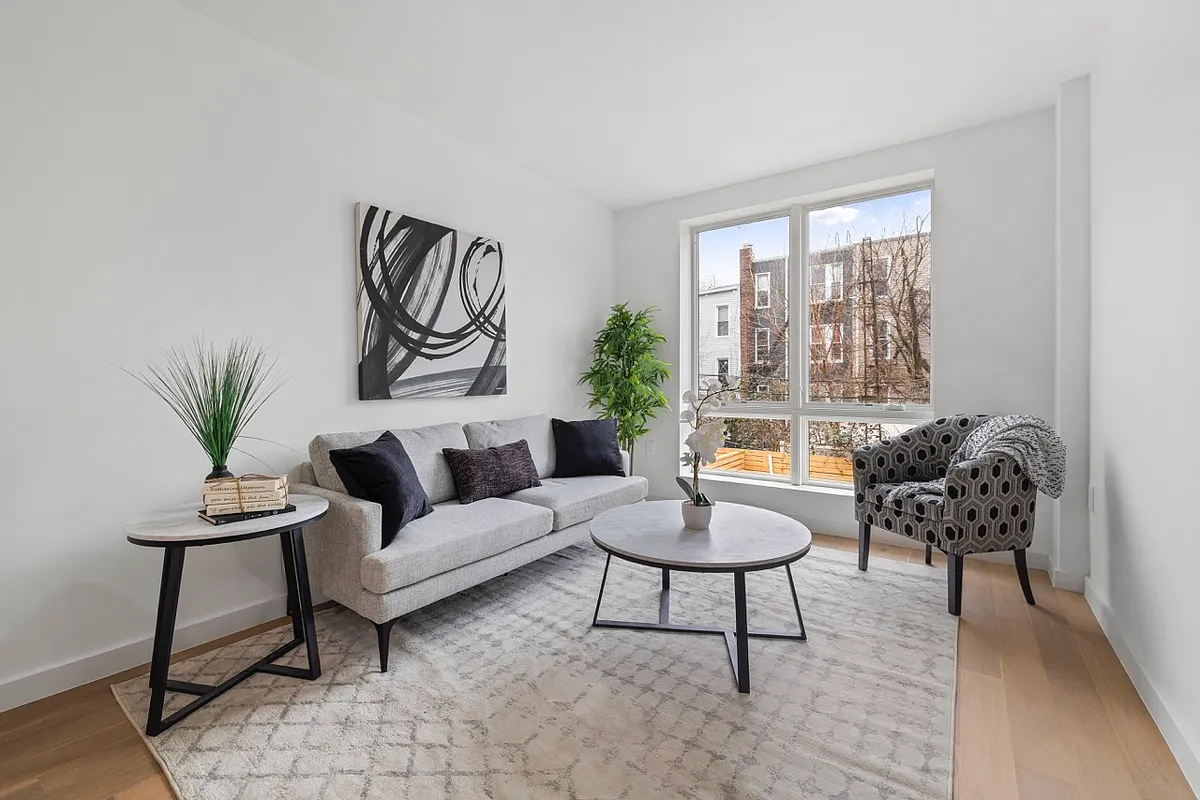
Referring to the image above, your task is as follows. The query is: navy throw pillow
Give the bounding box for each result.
[329,431,432,546]
[552,418,625,477]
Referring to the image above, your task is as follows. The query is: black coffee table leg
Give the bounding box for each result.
[593,560,805,694]
[785,563,807,640]
[733,571,750,693]
[660,568,670,623]
[592,553,612,625]
[146,546,186,736]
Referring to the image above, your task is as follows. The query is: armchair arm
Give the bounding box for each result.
[943,453,1036,552]
[293,482,383,604]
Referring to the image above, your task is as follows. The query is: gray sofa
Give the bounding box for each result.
[287,414,648,671]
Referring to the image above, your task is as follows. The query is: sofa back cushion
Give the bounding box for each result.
[308,422,467,504]
[462,414,555,478]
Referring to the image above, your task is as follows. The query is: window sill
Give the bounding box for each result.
[690,470,855,497]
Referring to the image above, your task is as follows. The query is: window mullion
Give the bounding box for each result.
[789,203,806,485]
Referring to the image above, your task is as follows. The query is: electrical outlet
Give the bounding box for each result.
[644,440,656,456]
[1088,484,1095,513]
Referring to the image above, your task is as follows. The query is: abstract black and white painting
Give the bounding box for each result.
[355,204,506,399]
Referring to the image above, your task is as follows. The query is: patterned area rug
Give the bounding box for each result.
[113,543,957,799]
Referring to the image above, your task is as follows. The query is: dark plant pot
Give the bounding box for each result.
[206,464,234,480]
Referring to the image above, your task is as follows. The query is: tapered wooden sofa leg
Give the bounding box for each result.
[1014,549,1036,606]
[857,521,871,571]
[375,618,398,673]
[947,554,964,616]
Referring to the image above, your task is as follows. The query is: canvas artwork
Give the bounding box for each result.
[355,204,506,399]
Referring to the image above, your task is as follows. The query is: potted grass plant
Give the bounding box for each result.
[124,337,289,480]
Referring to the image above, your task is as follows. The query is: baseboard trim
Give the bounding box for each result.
[0,595,287,713]
[1051,568,1086,592]
[1084,578,1200,795]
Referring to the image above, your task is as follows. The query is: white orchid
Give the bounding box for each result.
[685,419,726,465]
[678,381,738,506]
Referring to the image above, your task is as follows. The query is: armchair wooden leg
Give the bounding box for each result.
[947,554,964,616]
[924,544,933,565]
[1014,549,1036,606]
[375,618,398,673]
[857,521,871,571]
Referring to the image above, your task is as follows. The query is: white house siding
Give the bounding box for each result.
[698,285,739,382]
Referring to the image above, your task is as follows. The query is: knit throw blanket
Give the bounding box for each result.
[883,415,1066,504]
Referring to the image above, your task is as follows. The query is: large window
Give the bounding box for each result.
[691,184,932,486]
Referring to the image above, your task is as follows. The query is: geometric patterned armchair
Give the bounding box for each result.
[852,414,1038,616]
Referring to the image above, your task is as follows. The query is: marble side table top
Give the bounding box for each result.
[125,493,329,547]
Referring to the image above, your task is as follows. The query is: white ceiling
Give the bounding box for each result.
[177,0,1108,209]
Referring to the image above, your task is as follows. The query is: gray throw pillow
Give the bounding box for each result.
[442,439,541,504]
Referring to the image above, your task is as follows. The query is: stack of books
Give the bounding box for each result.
[200,474,291,524]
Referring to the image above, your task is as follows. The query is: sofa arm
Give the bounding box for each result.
[293,482,383,603]
[294,482,382,556]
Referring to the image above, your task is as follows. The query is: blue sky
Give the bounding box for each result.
[698,188,931,287]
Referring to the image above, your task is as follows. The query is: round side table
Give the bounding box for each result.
[125,493,328,735]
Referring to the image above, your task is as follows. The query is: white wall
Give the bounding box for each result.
[1088,0,1200,786]
[616,110,1059,558]
[0,0,614,709]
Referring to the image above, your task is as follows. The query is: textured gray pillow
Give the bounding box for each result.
[462,415,555,479]
[442,440,542,504]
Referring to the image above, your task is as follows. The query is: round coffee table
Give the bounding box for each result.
[589,500,812,694]
[126,493,328,735]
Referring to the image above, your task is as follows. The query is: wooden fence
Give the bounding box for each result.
[712,448,853,483]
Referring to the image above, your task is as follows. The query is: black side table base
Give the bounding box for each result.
[590,557,807,694]
[144,528,321,736]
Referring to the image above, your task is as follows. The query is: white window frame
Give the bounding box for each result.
[686,180,934,490]
[754,327,770,363]
[755,272,771,308]
[716,358,729,383]
[715,304,730,337]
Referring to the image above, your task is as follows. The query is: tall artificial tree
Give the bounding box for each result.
[579,304,671,474]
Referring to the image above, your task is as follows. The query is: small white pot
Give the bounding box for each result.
[681,501,714,530]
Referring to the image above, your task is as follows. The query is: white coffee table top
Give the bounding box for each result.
[590,500,812,571]
[125,493,329,547]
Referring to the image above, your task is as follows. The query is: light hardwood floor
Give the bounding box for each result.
[0,536,1193,800]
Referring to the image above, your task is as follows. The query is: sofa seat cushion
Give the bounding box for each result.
[310,422,467,504]
[863,483,945,521]
[360,498,553,594]
[505,475,649,531]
